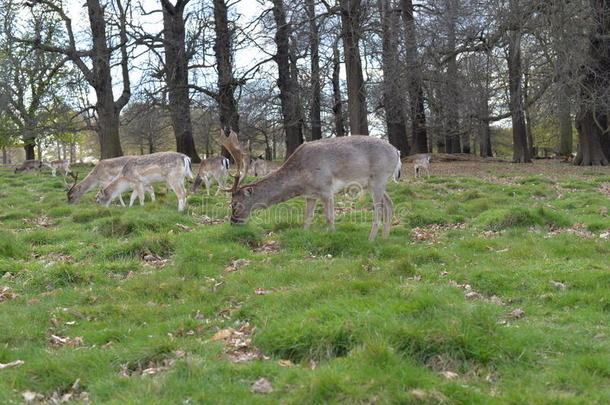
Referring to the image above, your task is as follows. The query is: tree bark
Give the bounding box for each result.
[444,0,461,154]
[272,0,304,157]
[557,87,573,156]
[507,4,531,163]
[306,0,322,141]
[339,0,369,135]
[161,0,200,162]
[332,42,347,137]
[379,0,409,155]
[574,0,610,165]
[213,0,240,135]
[400,0,428,153]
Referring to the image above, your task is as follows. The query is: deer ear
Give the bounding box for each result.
[244,187,253,196]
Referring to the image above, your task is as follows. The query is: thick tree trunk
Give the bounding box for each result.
[213,0,240,135]
[332,43,347,137]
[523,70,535,156]
[574,0,610,165]
[558,88,573,156]
[272,0,304,157]
[401,0,428,153]
[379,0,409,155]
[306,0,322,140]
[161,0,200,162]
[88,0,125,159]
[507,19,531,163]
[2,148,7,165]
[339,0,369,135]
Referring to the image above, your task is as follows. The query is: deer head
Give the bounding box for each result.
[66,172,79,203]
[220,131,255,224]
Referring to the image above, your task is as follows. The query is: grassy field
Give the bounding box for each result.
[1,160,609,404]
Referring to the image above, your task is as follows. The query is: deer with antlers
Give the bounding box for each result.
[221,132,401,241]
[191,156,230,195]
[67,156,155,206]
[96,152,194,212]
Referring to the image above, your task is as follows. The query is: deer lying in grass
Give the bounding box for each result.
[191,156,230,195]
[42,160,70,177]
[251,158,281,178]
[413,155,431,178]
[221,132,401,241]
[67,156,155,206]
[96,152,194,212]
[14,160,42,173]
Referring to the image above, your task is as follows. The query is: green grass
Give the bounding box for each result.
[0,162,609,404]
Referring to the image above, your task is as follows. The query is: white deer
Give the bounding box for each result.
[191,156,230,195]
[67,156,155,206]
[96,152,194,212]
[221,132,401,241]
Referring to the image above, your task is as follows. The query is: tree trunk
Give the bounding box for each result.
[558,87,573,156]
[401,0,428,153]
[339,0,369,135]
[2,148,7,165]
[272,0,304,157]
[507,12,531,163]
[445,0,461,154]
[161,0,200,162]
[379,0,409,155]
[88,0,125,159]
[306,0,322,141]
[523,70,535,156]
[332,42,347,137]
[574,0,610,165]
[213,0,240,135]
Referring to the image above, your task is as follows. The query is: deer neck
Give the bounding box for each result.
[251,168,304,206]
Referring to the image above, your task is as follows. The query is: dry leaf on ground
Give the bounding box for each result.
[506,308,525,319]
[0,360,24,370]
[225,258,251,272]
[251,378,273,394]
[0,286,19,303]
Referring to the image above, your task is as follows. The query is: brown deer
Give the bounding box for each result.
[42,160,71,177]
[191,156,230,195]
[221,132,401,241]
[412,154,431,178]
[14,160,42,174]
[96,152,194,212]
[67,156,155,206]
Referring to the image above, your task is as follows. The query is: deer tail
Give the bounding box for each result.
[393,149,401,183]
[184,156,194,179]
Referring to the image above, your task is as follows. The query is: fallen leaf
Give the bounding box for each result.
[22,391,43,402]
[175,223,191,232]
[278,359,295,367]
[410,389,428,400]
[209,328,234,342]
[255,288,273,295]
[549,280,567,290]
[439,371,459,379]
[594,333,606,340]
[0,360,24,370]
[506,308,525,319]
[465,291,483,300]
[251,377,273,394]
[225,258,251,272]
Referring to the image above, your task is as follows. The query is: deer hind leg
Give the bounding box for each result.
[381,192,393,238]
[321,195,335,231]
[119,194,127,207]
[131,182,145,207]
[369,188,385,241]
[212,174,221,195]
[51,168,57,177]
[304,198,317,230]
[168,178,187,212]
[146,185,155,202]
[203,175,211,196]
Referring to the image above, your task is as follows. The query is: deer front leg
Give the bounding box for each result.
[304,198,317,229]
[321,195,335,231]
[369,189,384,241]
[119,194,126,207]
[381,192,393,238]
[146,186,155,202]
[203,175,211,196]
[51,168,57,177]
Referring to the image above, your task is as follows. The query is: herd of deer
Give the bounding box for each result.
[12,134,433,241]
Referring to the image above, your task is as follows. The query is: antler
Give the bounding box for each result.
[220,130,250,192]
[66,171,79,192]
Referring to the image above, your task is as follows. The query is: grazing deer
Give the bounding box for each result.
[96,152,194,212]
[42,160,70,177]
[14,160,42,174]
[251,158,281,178]
[413,155,431,178]
[67,156,155,206]
[191,156,230,195]
[221,132,401,241]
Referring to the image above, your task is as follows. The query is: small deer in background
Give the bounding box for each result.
[221,132,401,241]
[191,156,230,195]
[251,158,281,178]
[67,156,155,206]
[42,160,70,177]
[413,155,432,178]
[14,160,42,174]
[96,152,194,212]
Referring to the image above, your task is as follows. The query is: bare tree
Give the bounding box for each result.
[306,0,322,140]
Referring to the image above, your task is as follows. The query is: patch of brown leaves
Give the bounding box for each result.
[120,351,185,377]
[22,379,89,403]
[253,240,280,254]
[193,214,226,225]
[0,286,19,303]
[49,335,84,348]
[142,253,169,268]
[209,323,269,363]
[225,258,251,272]
[411,223,466,244]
